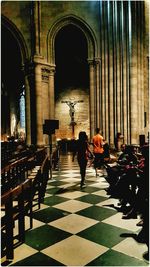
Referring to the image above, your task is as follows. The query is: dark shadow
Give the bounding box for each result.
[1,260,13,266]
[143,251,149,262]
[120,232,147,244]
[54,182,81,194]
[120,233,137,239]
[102,204,131,214]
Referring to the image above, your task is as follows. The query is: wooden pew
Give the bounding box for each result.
[1,190,14,261]
[1,179,33,261]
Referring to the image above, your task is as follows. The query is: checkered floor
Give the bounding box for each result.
[4,153,149,266]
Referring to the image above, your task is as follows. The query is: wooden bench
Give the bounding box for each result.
[1,179,33,261]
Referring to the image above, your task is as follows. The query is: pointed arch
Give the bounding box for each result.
[1,15,29,64]
[47,14,98,64]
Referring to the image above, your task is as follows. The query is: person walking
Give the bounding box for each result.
[72,131,93,188]
[92,128,104,176]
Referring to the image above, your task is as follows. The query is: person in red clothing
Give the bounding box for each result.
[92,128,104,176]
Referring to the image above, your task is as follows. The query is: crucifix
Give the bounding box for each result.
[61,100,84,139]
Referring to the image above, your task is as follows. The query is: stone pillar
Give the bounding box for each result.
[108,2,114,146]
[130,2,138,144]
[116,6,121,135]
[104,3,109,142]
[48,65,55,119]
[123,41,128,145]
[41,66,51,145]
[88,60,95,140]
[137,1,144,134]
[33,1,41,55]
[101,2,106,138]
[34,56,44,146]
[42,67,50,120]
[95,58,100,129]
[143,1,149,136]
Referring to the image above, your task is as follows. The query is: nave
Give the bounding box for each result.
[3,153,149,266]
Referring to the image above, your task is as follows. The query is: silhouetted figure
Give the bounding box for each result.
[114,132,124,151]
[72,131,93,188]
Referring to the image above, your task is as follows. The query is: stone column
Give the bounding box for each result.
[143,1,149,136]
[130,2,138,144]
[137,1,144,134]
[95,58,100,129]
[101,2,106,138]
[140,2,144,133]
[42,67,50,120]
[123,39,128,144]
[108,2,114,146]
[34,57,44,146]
[48,65,55,119]
[41,66,51,145]
[33,1,41,55]
[88,60,95,140]
[104,3,109,142]
[116,6,121,135]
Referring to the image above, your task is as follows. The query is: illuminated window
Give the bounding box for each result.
[20,90,25,129]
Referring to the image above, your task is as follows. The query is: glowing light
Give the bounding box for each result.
[11,114,16,136]
[20,91,26,129]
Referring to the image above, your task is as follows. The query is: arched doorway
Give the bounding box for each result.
[47,15,99,141]
[1,18,29,143]
[1,25,25,140]
[54,24,89,140]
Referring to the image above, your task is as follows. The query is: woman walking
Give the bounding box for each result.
[72,131,93,188]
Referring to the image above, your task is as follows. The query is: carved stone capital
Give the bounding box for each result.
[95,58,101,64]
[41,67,50,81]
[49,65,56,76]
[87,59,95,66]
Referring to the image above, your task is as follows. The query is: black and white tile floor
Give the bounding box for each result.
[2,153,149,266]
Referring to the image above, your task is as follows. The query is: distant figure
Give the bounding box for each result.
[118,145,138,165]
[103,139,110,162]
[72,131,93,188]
[114,132,124,151]
[92,128,104,176]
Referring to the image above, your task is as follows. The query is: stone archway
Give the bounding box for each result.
[47,15,100,140]
[1,16,31,144]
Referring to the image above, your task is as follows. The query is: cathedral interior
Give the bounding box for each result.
[1,1,149,266]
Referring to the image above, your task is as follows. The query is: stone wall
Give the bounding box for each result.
[55,87,90,140]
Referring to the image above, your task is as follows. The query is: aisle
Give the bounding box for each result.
[9,153,148,266]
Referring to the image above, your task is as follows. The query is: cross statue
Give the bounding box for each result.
[61,100,84,139]
[61,100,83,122]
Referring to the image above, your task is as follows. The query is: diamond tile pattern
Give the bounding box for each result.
[2,154,148,266]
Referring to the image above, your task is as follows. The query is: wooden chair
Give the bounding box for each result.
[11,185,25,244]
[40,155,49,201]
[1,190,14,261]
[1,185,25,261]
[28,168,41,210]
[22,179,33,231]
[1,180,33,261]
